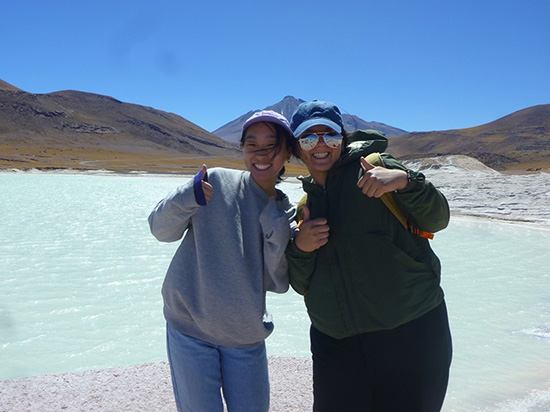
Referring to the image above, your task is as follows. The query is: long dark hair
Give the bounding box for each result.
[240,121,294,182]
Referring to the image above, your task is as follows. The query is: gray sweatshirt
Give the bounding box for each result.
[148,168,296,348]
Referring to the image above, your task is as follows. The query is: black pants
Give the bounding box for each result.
[310,301,452,412]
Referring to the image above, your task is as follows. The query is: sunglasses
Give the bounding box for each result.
[298,132,343,151]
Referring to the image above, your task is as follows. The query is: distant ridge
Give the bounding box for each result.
[0,88,237,155]
[0,80,240,171]
[1,79,548,173]
[388,104,550,171]
[212,96,408,143]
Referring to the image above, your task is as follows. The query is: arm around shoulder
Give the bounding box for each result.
[396,169,450,233]
[380,154,450,233]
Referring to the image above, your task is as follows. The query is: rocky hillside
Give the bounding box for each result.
[0,80,239,172]
[388,104,550,172]
[0,79,23,92]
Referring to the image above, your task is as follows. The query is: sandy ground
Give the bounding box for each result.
[1,155,549,411]
[0,358,313,412]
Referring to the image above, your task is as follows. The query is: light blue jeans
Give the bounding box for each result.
[166,324,270,412]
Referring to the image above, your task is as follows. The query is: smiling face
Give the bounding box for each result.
[297,125,343,186]
[242,122,290,196]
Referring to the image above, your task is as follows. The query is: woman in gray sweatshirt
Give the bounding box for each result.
[148,110,296,412]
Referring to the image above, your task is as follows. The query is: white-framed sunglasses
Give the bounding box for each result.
[298,132,343,151]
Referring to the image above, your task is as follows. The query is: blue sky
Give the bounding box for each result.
[2,0,549,133]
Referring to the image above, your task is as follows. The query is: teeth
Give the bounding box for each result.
[313,152,329,159]
[255,164,270,170]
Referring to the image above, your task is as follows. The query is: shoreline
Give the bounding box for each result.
[0,357,313,412]
[3,161,549,230]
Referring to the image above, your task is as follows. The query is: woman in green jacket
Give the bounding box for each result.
[286,100,452,412]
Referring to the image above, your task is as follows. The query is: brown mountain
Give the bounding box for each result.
[212,96,407,143]
[387,104,550,172]
[2,79,548,173]
[0,80,240,172]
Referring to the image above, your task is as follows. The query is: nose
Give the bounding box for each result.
[315,135,329,147]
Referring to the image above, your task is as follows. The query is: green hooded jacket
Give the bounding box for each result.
[286,132,450,338]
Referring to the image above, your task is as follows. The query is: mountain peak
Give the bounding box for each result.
[212,96,407,143]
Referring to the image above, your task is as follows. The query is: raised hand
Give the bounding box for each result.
[357,157,408,198]
[295,204,330,252]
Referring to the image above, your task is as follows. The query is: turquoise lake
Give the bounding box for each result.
[1,172,549,411]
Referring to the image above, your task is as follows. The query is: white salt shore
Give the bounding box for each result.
[404,156,550,228]
[1,156,549,411]
[0,358,313,412]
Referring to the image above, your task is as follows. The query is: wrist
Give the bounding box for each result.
[293,237,311,254]
[397,169,410,190]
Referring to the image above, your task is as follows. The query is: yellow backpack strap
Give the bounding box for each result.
[296,193,307,228]
[363,153,434,240]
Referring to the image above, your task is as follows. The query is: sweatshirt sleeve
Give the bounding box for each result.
[148,177,201,242]
[259,195,296,294]
[381,153,450,233]
[286,239,317,296]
